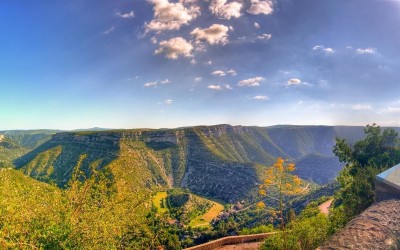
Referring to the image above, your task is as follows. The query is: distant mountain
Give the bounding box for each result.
[0,130,59,167]
[12,125,380,203]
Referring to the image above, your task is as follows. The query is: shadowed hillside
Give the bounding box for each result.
[13,125,376,202]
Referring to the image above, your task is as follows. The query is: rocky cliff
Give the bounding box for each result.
[13,125,370,202]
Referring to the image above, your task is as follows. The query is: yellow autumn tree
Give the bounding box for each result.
[258,157,306,250]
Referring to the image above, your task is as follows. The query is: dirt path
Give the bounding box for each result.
[318,199,334,215]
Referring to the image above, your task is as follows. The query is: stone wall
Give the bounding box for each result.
[184,233,275,250]
[318,199,400,250]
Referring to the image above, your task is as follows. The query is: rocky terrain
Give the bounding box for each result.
[8,125,375,203]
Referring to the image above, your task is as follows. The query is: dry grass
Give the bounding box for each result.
[153,191,169,214]
[190,201,224,228]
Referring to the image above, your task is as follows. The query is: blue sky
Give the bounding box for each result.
[1,0,400,130]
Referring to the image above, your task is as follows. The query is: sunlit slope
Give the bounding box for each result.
[14,125,371,202]
[0,130,57,168]
[0,138,28,167]
[0,168,66,248]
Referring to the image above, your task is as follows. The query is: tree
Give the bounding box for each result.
[333,124,400,218]
[258,157,306,250]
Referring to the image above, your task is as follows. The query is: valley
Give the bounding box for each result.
[0,124,395,249]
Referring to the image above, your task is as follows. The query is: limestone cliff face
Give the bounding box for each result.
[52,129,184,145]
[14,125,369,202]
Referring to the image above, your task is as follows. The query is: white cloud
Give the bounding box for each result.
[207,84,232,90]
[208,84,223,90]
[351,104,372,110]
[155,37,193,59]
[226,69,237,75]
[194,77,202,81]
[238,77,264,87]
[190,58,197,64]
[146,0,200,32]
[144,81,158,87]
[160,79,170,84]
[225,84,233,90]
[164,99,173,105]
[312,45,335,54]
[355,47,377,55]
[248,0,274,15]
[150,37,158,44]
[117,11,135,18]
[212,69,237,76]
[103,26,115,35]
[212,70,226,76]
[209,0,243,20]
[253,95,269,100]
[144,79,170,87]
[254,22,260,29]
[191,24,230,45]
[257,33,272,40]
[286,78,302,86]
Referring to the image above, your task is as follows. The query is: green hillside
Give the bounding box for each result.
[0,130,57,168]
[3,124,396,249]
[13,125,371,203]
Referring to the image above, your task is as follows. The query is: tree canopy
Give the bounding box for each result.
[333,124,400,217]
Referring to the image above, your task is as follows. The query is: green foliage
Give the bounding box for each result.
[261,203,330,250]
[240,224,274,235]
[333,124,400,218]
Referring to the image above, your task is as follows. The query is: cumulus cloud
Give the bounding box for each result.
[253,95,269,100]
[212,70,226,76]
[209,0,243,20]
[208,84,232,90]
[211,69,237,76]
[146,0,200,32]
[144,81,158,87]
[257,33,272,40]
[286,78,302,86]
[238,77,264,87]
[248,0,274,15]
[191,24,230,45]
[254,22,260,29]
[150,37,158,44]
[312,45,335,54]
[155,37,193,59]
[117,11,135,18]
[355,47,377,55]
[208,84,223,90]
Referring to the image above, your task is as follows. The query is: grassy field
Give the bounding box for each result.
[153,190,225,228]
[189,201,224,228]
[153,191,169,214]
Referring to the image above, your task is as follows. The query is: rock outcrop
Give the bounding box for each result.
[319,199,400,250]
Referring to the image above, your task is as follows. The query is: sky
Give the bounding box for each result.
[0,0,400,130]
